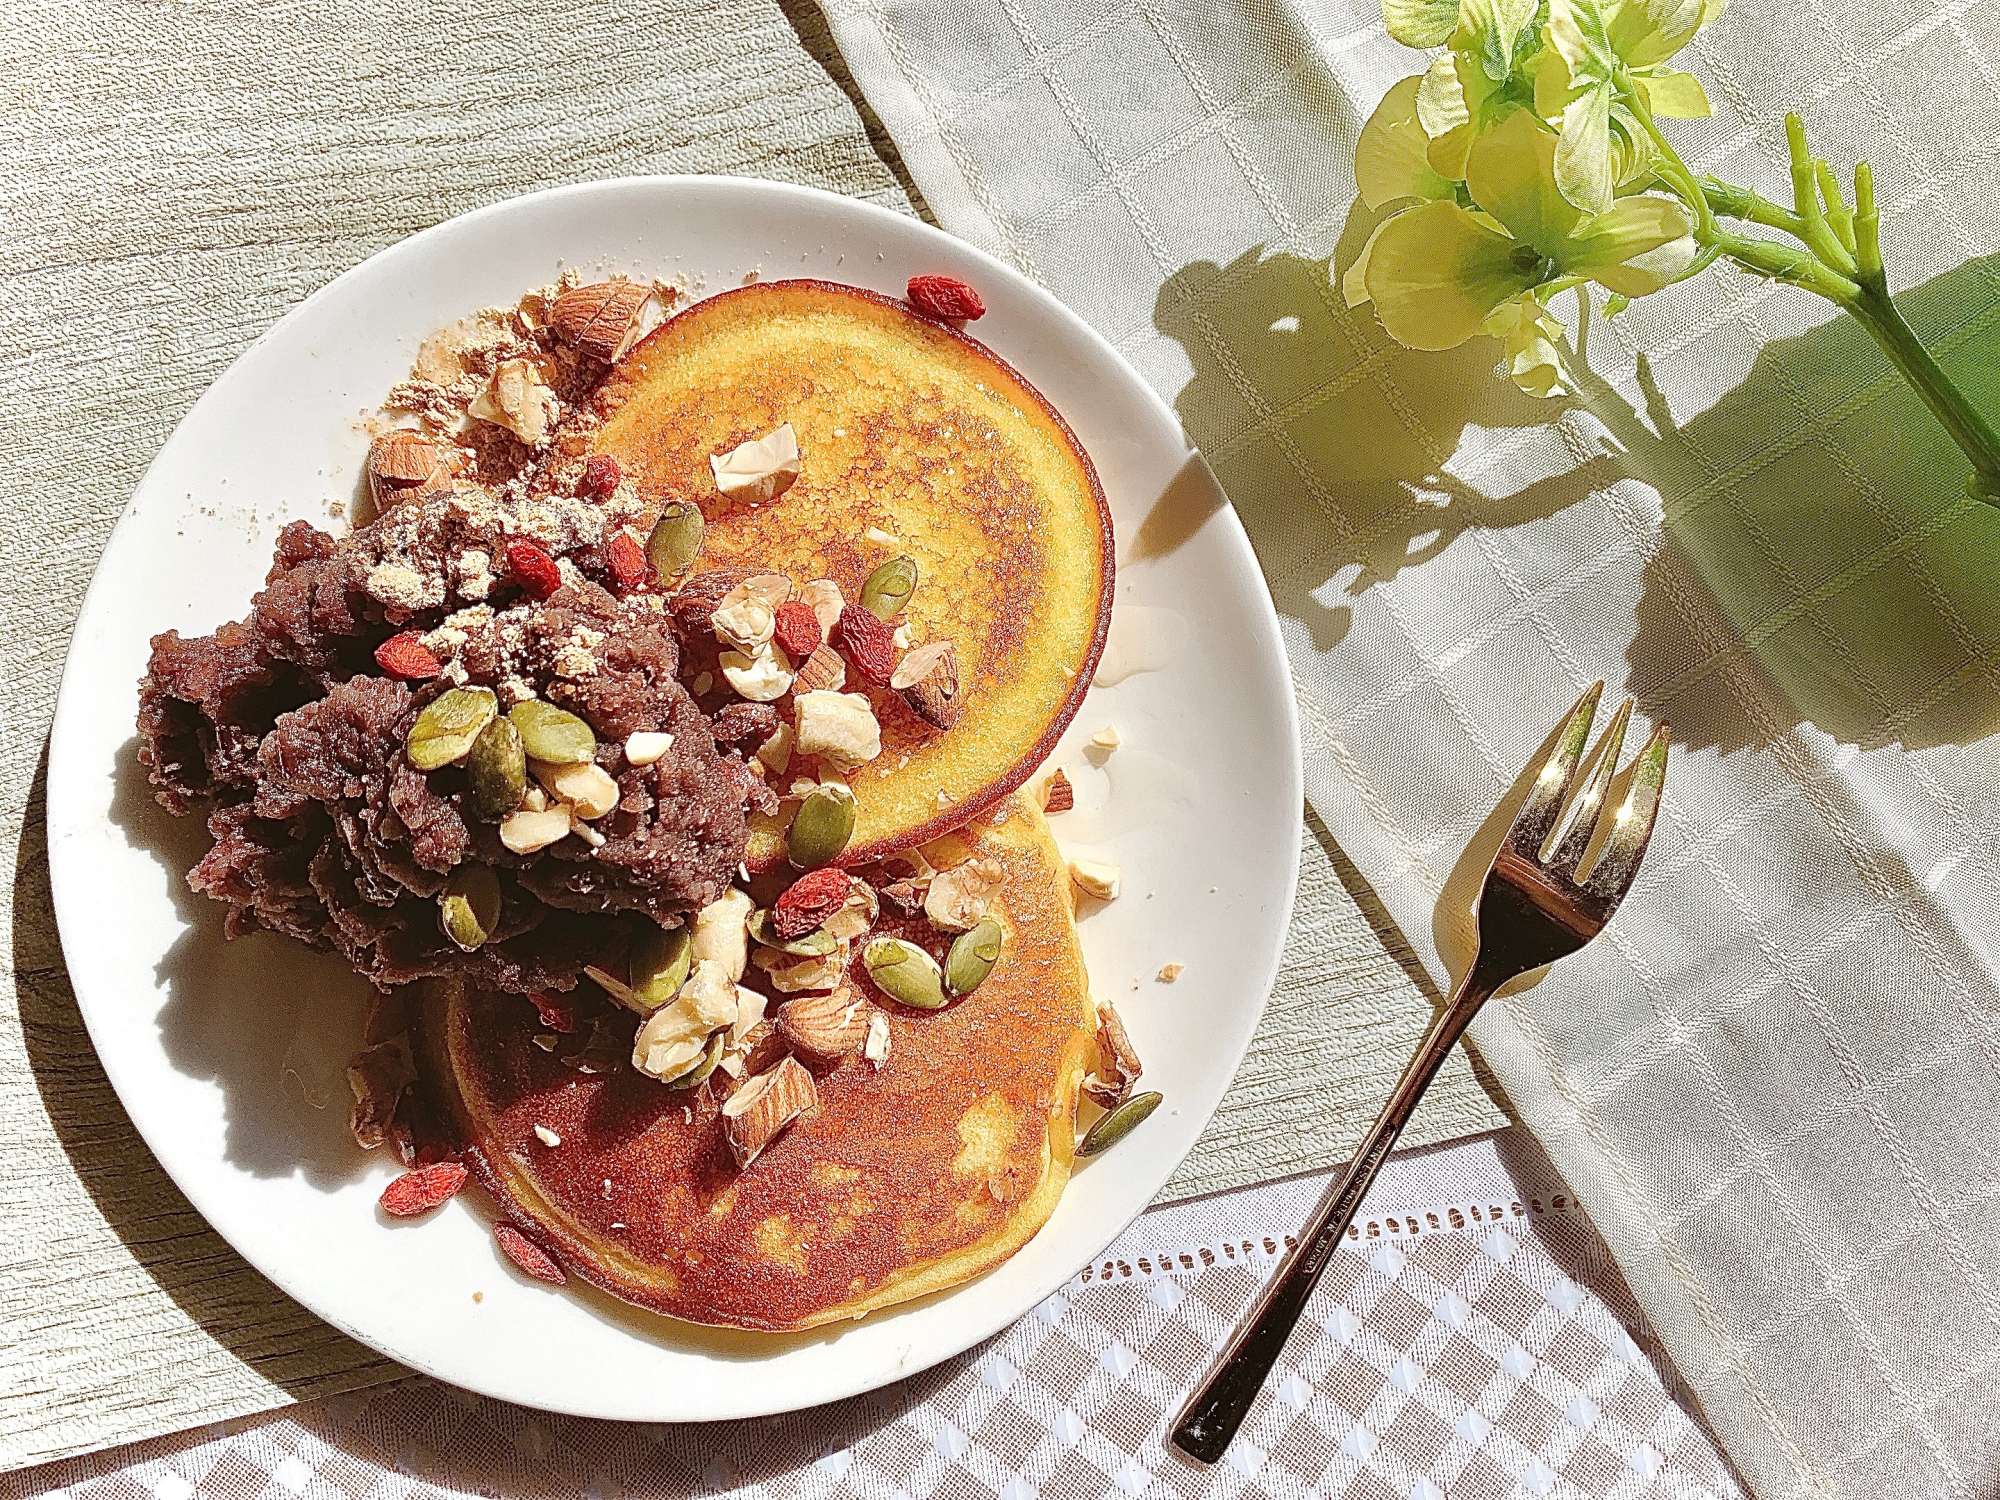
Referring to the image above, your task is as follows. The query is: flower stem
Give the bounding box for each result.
[1620,81,2000,503]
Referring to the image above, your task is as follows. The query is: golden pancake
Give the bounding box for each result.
[416,798,1096,1330]
[591,280,1113,866]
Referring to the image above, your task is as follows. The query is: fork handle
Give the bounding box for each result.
[1169,972,1495,1464]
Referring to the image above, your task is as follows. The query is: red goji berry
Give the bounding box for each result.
[604,530,647,592]
[374,632,443,681]
[529,991,576,1034]
[832,604,896,687]
[581,454,621,499]
[907,274,985,321]
[379,1160,468,1217]
[773,866,852,938]
[496,1223,566,1285]
[507,540,563,601]
[772,599,822,661]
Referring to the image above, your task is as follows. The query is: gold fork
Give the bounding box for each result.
[1171,684,1669,1464]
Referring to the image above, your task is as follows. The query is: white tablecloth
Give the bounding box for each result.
[814,0,2000,1493]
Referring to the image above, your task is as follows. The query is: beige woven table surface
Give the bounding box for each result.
[0,0,1504,1472]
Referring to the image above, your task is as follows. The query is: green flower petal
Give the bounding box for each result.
[1556,82,1616,213]
[1465,109,1582,252]
[1342,217,1395,308]
[1481,293,1570,397]
[1562,195,1695,289]
[1363,199,1539,350]
[1452,0,1541,81]
[1383,0,1461,47]
[1615,0,1708,67]
[1357,76,1456,209]
[1638,68,1712,117]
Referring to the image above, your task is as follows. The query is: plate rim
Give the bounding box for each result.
[44,172,1305,1418]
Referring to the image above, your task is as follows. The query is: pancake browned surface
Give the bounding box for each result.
[591,281,1113,864]
[419,799,1096,1330]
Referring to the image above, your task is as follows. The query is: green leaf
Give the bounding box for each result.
[1637,67,1711,117]
[1555,81,1615,212]
[1357,76,1457,209]
[1383,0,1462,46]
[1453,0,1541,81]
[1465,108,1583,252]
[1362,199,1540,350]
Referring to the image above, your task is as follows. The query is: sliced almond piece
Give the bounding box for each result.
[777,987,872,1061]
[500,805,573,854]
[790,644,847,697]
[549,280,663,363]
[624,731,674,766]
[368,431,462,509]
[1040,767,1075,813]
[1067,857,1121,902]
[720,1055,818,1168]
[534,760,618,819]
[469,358,560,445]
[925,856,1003,932]
[710,424,800,505]
[1084,1001,1143,1107]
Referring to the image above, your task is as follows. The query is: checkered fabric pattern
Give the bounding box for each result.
[812,1,2000,1495]
[10,1133,1739,1500]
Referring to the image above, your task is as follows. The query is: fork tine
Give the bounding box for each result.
[1579,722,1671,908]
[1503,682,1603,860]
[1546,697,1631,874]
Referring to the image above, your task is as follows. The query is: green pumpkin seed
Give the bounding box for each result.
[944,917,1003,997]
[508,700,597,765]
[663,1031,726,1090]
[788,782,856,870]
[748,908,838,957]
[860,555,919,619]
[863,937,948,1010]
[646,502,705,579]
[1077,1091,1162,1157]
[628,923,693,1012]
[465,715,527,820]
[407,687,498,771]
[439,862,501,951]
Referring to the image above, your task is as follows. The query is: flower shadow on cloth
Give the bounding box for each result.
[1156,224,2000,755]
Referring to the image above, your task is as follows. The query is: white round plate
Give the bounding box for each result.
[46,177,1301,1420]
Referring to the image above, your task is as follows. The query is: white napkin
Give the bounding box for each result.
[814,0,2000,1493]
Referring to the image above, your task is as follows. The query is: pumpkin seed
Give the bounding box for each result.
[628,923,693,1012]
[1076,1091,1162,1157]
[748,908,838,957]
[860,555,919,619]
[788,782,856,870]
[663,1031,726,1090]
[407,687,498,771]
[944,917,1003,997]
[439,862,501,951]
[465,715,527,820]
[646,502,705,579]
[508,700,596,765]
[863,937,948,1010]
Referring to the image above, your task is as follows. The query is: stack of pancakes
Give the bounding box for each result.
[418,282,1115,1330]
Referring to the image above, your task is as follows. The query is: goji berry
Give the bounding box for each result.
[832,604,896,687]
[772,600,822,661]
[773,866,851,937]
[581,454,621,499]
[507,540,563,601]
[604,530,647,592]
[529,991,576,1034]
[907,274,985,321]
[375,632,443,681]
[379,1160,468,1217]
[496,1223,566,1285]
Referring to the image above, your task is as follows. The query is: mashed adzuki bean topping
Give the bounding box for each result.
[138,444,752,996]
